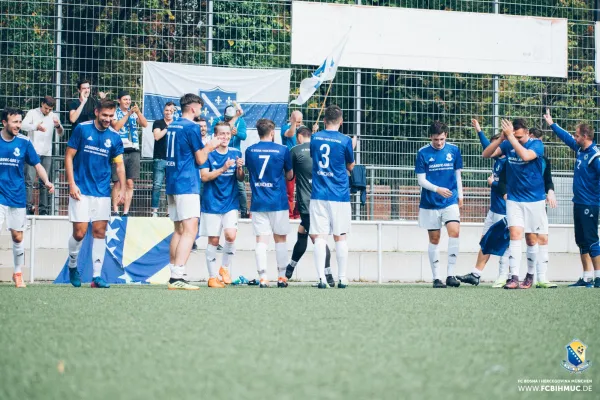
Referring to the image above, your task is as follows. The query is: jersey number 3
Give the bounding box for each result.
[319,144,330,169]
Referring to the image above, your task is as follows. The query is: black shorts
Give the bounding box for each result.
[112,150,141,181]
[300,213,310,233]
[573,203,599,252]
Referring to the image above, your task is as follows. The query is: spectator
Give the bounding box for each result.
[196,116,211,146]
[110,90,148,216]
[281,110,302,219]
[68,78,105,132]
[151,101,175,217]
[212,104,248,218]
[21,96,64,215]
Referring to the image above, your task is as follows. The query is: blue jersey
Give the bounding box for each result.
[245,141,291,212]
[551,123,600,206]
[310,130,354,202]
[67,121,124,198]
[415,143,463,210]
[490,157,507,215]
[499,138,545,202]
[200,147,242,214]
[0,134,40,208]
[114,107,139,149]
[165,118,204,195]
[280,122,297,150]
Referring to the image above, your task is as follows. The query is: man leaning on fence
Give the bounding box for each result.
[68,78,106,132]
[151,101,176,217]
[21,96,63,215]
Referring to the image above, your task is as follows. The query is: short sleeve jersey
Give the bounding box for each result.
[414,143,463,210]
[200,147,242,214]
[310,130,354,202]
[499,138,545,202]
[67,121,124,198]
[165,118,204,195]
[0,134,41,208]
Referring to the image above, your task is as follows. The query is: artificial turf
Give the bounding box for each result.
[0,283,598,400]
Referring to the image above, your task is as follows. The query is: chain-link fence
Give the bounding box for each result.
[1,0,596,221]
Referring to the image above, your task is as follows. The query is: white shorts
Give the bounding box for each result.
[167,194,200,222]
[506,199,548,234]
[309,200,351,236]
[200,210,238,237]
[0,205,26,231]
[252,211,289,236]
[69,195,111,223]
[418,204,460,230]
[482,210,506,236]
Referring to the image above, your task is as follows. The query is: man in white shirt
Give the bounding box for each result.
[21,96,64,215]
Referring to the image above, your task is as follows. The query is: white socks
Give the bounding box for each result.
[68,236,83,269]
[595,270,600,278]
[526,244,538,275]
[206,244,218,278]
[92,238,105,278]
[447,237,459,276]
[428,243,440,280]
[169,263,185,279]
[275,243,288,278]
[335,240,348,281]
[499,249,509,279]
[313,238,327,282]
[255,242,268,280]
[471,267,481,278]
[13,241,24,273]
[509,240,522,277]
[536,244,549,283]
[222,241,235,269]
[583,270,593,282]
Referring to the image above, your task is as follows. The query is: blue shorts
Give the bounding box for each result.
[573,203,599,254]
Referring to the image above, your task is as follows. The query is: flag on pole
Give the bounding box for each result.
[290,32,350,106]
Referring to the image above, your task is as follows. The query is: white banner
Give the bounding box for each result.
[142,62,292,158]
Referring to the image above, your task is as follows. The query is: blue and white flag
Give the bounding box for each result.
[290,32,349,106]
[142,62,292,157]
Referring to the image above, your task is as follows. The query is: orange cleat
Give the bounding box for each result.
[208,277,225,288]
[13,273,26,288]
[259,279,270,288]
[277,277,288,288]
[219,266,232,285]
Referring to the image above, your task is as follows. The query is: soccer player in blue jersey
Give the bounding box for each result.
[545,109,600,288]
[457,119,508,287]
[1,107,54,288]
[199,122,244,288]
[416,121,463,288]
[483,118,547,289]
[245,118,293,288]
[65,99,125,289]
[165,93,220,290]
[310,105,355,289]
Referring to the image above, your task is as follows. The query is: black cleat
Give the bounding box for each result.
[446,276,461,287]
[326,274,335,288]
[433,279,447,288]
[285,264,295,279]
[277,277,288,288]
[317,279,329,289]
[456,273,480,286]
[247,279,260,286]
[595,277,600,288]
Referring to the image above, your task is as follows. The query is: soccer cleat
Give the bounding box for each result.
[259,279,270,288]
[168,278,199,290]
[91,276,110,288]
[207,277,225,288]
[285,264,295,280]
[519,273,534,289]
[492,276,508,288]
[317,279,329,289]
[568,278,593,288]
[338,278,348,289]
[595,277,600,288]
[239,275,249,285]
[456,273,479,286]
[111,211,119,217]
[12,273,26,288]
[219,266,232,285]
[504,275,520,289]
[247,279,260,286]
[69,268,81,288]
[446,276,460,287]
[326,274,336,288]
[277,277,288,288]
[432,279,446,288]
[536,281,558,289]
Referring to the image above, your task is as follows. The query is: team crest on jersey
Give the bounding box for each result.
[562,339,590,373]
[104,139,112,148]
[13,147,21,157]
[446,153,453,162]
[198,87,237,126]
[585,154,589,160]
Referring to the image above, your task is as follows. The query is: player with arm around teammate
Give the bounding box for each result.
[199,122,244,288]
[245,118,293,288]
[415,121,464,288]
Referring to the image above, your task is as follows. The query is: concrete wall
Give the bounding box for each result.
[0,218,584,283]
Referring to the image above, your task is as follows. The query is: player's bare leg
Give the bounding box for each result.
[123,178,134,215]
[10,229,25,288]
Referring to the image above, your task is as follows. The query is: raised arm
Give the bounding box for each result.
[544,109,578,152]
[472,119,490,150]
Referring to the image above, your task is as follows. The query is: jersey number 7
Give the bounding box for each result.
[258,155,270,179]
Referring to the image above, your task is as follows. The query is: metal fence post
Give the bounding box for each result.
[29,216,36,283]
[377,222,382,284]
[369,166,375,220]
